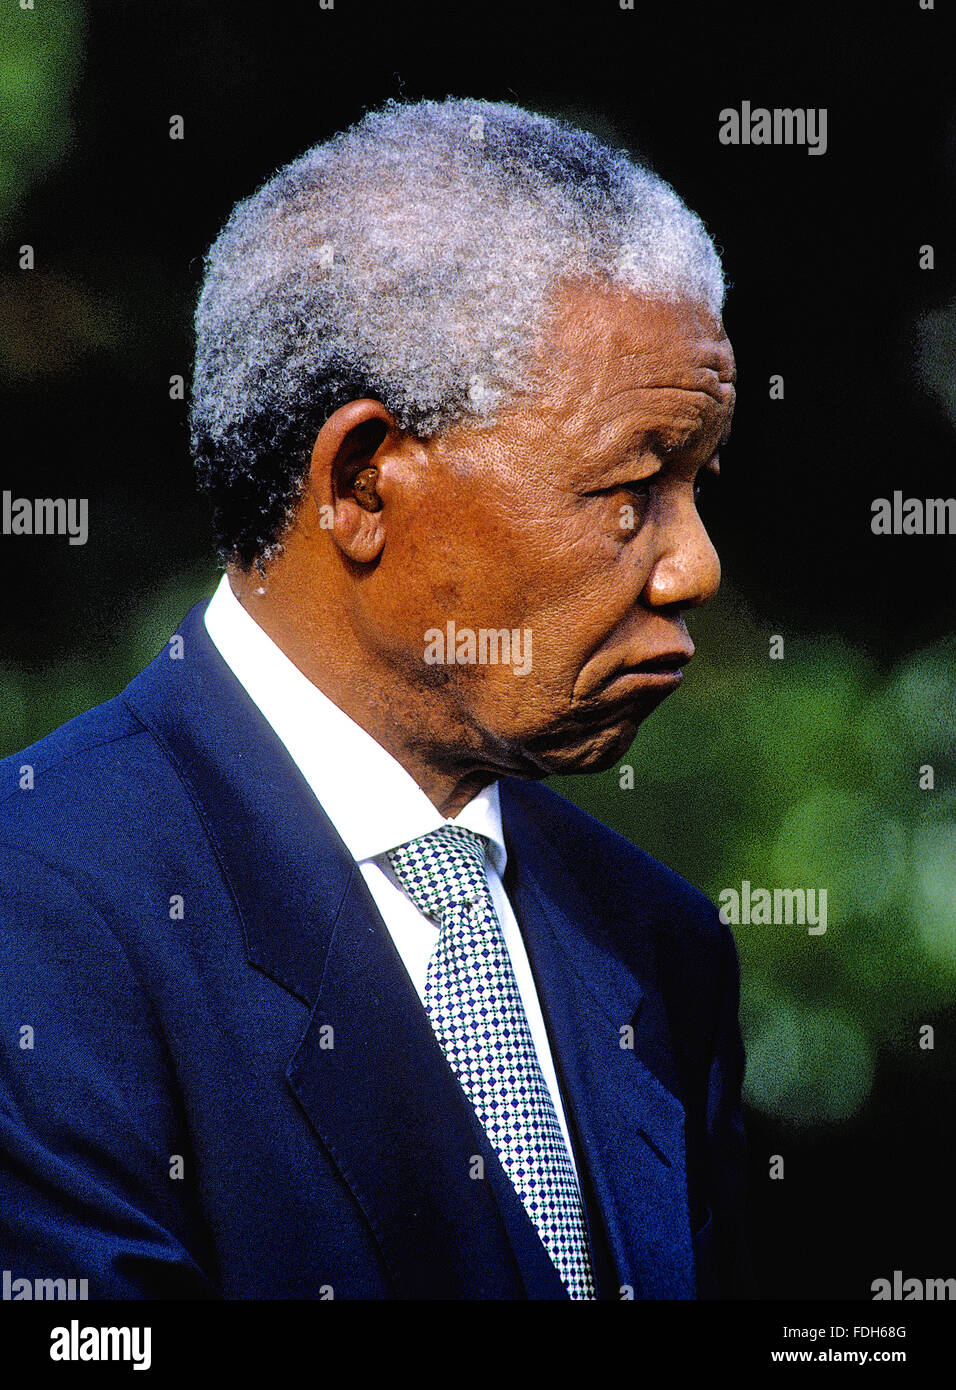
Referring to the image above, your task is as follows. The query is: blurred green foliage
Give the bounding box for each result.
[0,574,953,1132]
[0,0,86,234]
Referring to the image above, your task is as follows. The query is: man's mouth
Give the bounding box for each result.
[571,650,693,723]
[621,642,694,679]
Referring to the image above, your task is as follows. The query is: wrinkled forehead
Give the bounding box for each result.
[536,282,736,452]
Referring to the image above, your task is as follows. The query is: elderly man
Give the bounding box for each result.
[0,99,746,1300]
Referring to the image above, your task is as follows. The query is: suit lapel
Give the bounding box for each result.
[122,604,566,1299]
[500,780,696,1299]
[286,864,567,1299]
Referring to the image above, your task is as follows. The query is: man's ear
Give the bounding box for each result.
[308,399,395,564]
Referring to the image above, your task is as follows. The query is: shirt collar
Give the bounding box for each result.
[203,574,507,874]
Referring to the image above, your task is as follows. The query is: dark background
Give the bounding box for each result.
[2,0,954,1299]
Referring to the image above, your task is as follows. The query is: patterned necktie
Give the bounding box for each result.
[387,823,595,1300]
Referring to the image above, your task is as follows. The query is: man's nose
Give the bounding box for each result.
[642,503,721,611]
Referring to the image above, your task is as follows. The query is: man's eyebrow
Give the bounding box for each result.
[650,419,732,457]
[593,401,734,464]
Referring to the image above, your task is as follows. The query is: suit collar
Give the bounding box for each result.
[124,600,350,1003]
[203,572,509,872]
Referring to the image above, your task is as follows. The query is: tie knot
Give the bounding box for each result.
[387,824,489,923]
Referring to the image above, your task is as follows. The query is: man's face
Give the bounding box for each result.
[371,283,735,779]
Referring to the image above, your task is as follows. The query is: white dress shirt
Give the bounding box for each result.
[203,573,579,1173]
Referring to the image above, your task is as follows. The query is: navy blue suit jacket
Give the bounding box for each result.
[0,601,749,1299]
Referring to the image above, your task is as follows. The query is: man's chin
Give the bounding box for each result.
[526,712,645,776]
